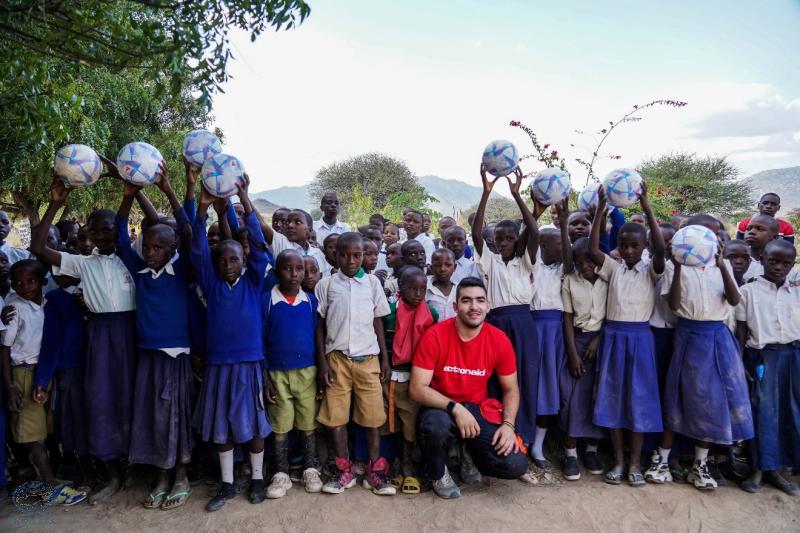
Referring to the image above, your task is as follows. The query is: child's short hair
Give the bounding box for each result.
[87,209,116,228]
[572,236,591,255]
[323,233,339,247]
[55,220,79,240]
[658,222,676,231]
[405,209,423,221]
[494,219,519,235]
[618,222,647,241]
[384,222,399,232]
[432,247,455,262]
[398,265,425,287]
[336,232,363,252]
[211,239,244,263]
[539,228,559,240]
[10,258,47,282]
[765,238,796,258]
[444,225,466,239]
[290,209,313,227]
[724,238,748,249]
[275,249,303,270]
[686,214,719,228]
[400,240,423,255]
[233,227,249,241]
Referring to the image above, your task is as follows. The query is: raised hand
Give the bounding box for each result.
[98,153,123,181]
[154,159,172,192]
[184,156,200,186]
[480,163,502,193]
[49,177,71,204]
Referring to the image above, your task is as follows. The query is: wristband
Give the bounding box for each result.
[446,400,457,415]
[502,420,515,431]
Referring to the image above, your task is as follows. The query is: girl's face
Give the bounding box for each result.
[301,256,321,292]
[494,226,518,260]
[383,225,400,246]
[724,243,751,279]
[574,251,598,281]
[77,226,94,255]
[272,209,289,234]
[400,275,427,307]
[285,212,310,243]
[431,252,455,283]
[323,236,339,266]
[90,217,116,254]
[207,223,221,247]
[618,231,646,268]
[386,244,402,270]
[362,241,379,272]
[540,234,562,265]
[567,212,591,243]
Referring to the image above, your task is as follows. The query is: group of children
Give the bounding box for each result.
[0,157,798,514]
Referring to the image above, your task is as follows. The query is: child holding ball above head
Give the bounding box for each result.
[315,232,393,495]
[736,240,800,496]
[190,177,272,511]
[587,183,665,486]
[31,176,137,503]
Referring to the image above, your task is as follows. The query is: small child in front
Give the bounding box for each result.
[315,232,393,495]
[426,248,456,321]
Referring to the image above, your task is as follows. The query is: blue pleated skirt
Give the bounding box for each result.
[193,361,271,445]
[651,326,675,391]
[55,367,88,456]
[532,309,564,416]
[559,329,605,439]
[593,320,662,433]
[745,343,800,470]
[487,304,540,444]
[664,319,753,444]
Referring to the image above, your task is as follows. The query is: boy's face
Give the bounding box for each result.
[745,215,778,250]
[404,213,423,237]
[46,227,60,250]
[272,209,289,234]
[90,217,116,253]
[493,226,517,260]
[301,256,321,292]
[422,214,432,233]
[320,194,340,219]
[142,227,176,271]
[285,212,310,243]
[77,227,94,255]
[567,212,591,242]
[763,246,795,284]
[276,254,304,292]
[323,236,339,266]
[63,223,79,249]
[215,241,245,283]
[365,229,382,249]
[362,241,378,272]
[573,251,598,281]
[630,214,646,227]
[0,252,9,279]
[444,228,467,259]
[431,251,455,283]
[438,218,455,240]
[233,203,245,227]
[369,216,384,233]
[724,243,751,278]
[0,211,10,241]
[400,275,427,307]
[386,243,402,270]
[758,194,780,217]
[402,242,426,269]
[207,223,221,247]
[12,268,43,302]
[539,234,562,265]
[383,225,399,246]
[337,242,363,277]
[618,231,646,268]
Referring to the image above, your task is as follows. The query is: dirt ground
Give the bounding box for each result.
[1,471,798,533]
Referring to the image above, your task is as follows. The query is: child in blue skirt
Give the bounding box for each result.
[587,183,665,486]
[736,239,800,496]
[471,165,541,455]
[190,177,272,511]
[646,215,752,491]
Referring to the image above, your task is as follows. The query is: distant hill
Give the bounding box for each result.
[253,197,281,215]
[744,166,800,213]
[252,186,311,212]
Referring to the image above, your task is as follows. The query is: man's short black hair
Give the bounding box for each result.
[405,209,423,221]
[87,209,116,228]
[494,219,519,235]
[10,258,47,282]
[455,276,487,299]
[765,238,795,258]
[336,232,363,252]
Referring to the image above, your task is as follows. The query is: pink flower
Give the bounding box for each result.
[509,120,520,126]
[550,150,558,158]
[600,128,607,134]
[543,143,550,149]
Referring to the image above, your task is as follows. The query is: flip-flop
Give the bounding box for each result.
[401,476,420,494]
[144,490,168,509]
[604,471,624,485]
[628,471,646,487]
[390,475,403,489]
[161,488,192,511]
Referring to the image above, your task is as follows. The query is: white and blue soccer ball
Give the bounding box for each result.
[602,168,643,208]
[54,144,102,187]
[482,140,519,177]
[201,153,245,198]
[578,182,601,212]
[671,224,718,267]
[116,142,164,185]
[531,167,571,205]
[183,129,222,168]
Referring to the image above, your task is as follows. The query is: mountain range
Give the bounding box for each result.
[744,166,800,213]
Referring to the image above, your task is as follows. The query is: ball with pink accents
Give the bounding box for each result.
[602,168,643,208]
[54,144,102,187]
[116,142,164,185]
[482,139,519,177]
[671,224,718,267]
[201,153,245,198]
[531,167,571,205]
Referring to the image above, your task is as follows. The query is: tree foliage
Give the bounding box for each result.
[344,184,441,227]
[463,194,521,227]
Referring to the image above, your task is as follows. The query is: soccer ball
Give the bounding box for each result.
[602,168,643,208]
[201,153,245,198]
[116,142,164,185]
[183,129,222,168]
[482,140,519,177]
[54,144,102,187]
[578,182,601,211]
[531,167,571,205]
[671,224,718,267]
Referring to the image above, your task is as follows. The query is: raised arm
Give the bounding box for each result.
[239,176,269,281]
[556,198,572,273]
[31,178,71,267]
[116,180,146,274]
[716,244,741,306]
[640,182,665,274]
[190,187,216,294]
[588,187,607,267]
[509,167,539,262]
[471,163,501,256]
[183,156,200,222]
[667,259,682,312]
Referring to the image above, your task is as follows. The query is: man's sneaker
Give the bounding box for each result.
[644,452,673,484]
[687,460,717,490]
[206,482,235,512]
[562,456,581,481]
[584,452,603,475]
[302,468,323,493]
[322,457,357,494]
[432,466,460,499]
[362,457,396,496]
[266,472,292,499]
[459,443,482,484]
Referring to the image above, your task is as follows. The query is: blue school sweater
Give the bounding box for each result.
[191,210,268,364]
[34,287,86,388]
[261,288,317,370]
[116,211,191,350]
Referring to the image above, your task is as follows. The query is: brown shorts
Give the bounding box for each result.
[10,366,48,444]
[380,380,419,442]
[316,351,386,428]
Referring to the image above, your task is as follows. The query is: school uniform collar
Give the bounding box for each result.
[755,275,791,292]
[90,247,118,259]
[137,253,179,279]
[225,267,247,289]
[626,259,649,272]
[270,285,309,306]
[317,219,344,230]
[336,269,368,284]
[426,276,452,297]
[6,292,45,309]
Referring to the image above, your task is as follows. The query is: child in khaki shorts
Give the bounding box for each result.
[315,232,393,496]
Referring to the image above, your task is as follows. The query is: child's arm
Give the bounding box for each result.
[587,188,607,267]
[155,163,193,257]
[116,180,146,274]
[556,198,572,273]
[1,346,21,411]
[239,176,269,282]
[563,313,583,378]
[214,198,233,241]
[315,316,331,393]
[509,167,539,262]
[190,187,217,294]
[716,244,741,306]
[667,259,682,312]
[471,163,501,256]
[374,317,389,383]
[183,157,200,223]
[33,302,60,402]
[31,178,72,267]
[226,198,240,232]
[640,182,665,274]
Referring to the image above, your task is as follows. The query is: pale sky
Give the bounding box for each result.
[211,0,800,194]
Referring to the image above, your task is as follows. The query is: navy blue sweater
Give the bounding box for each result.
[34,288,86,388]
[191,211,268,364]
[261,289,317,370]
[116,210,191,350]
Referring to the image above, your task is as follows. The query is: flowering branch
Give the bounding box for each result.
[509,120,568,174]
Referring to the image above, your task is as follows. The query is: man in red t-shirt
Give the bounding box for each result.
[736,193,795,244]
[410,277,527,499]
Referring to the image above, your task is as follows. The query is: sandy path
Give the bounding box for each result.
[2,473,799,532]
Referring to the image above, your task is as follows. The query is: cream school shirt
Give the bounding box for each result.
[271,232,331,278]
[735,277,800,349]
[660,260,737,321]
[561,271,607,332]
[531,262,564,311]
[53,250,135,313]
[597,257,661,322]
[425,277,456,321]
[476,248,535,308]
[1,293,45,365]
[744,260,800,285]
[451,256,482,287]
[650,272,677,328]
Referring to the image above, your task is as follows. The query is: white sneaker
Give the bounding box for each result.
[302,468,323,493]
[266,472,293,499]
[687,460,717,490]
[644,453,673,484]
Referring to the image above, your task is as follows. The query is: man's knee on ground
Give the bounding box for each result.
[417,409,452,441]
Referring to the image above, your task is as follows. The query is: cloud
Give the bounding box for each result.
[688,95,800,139]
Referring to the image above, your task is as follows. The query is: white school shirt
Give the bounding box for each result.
[376,249,389,273]
[0,242,30,265]
[425,277,456,321]
[476,247,535,308]
[53,249,135,313]
[650,270,678,328]
[271,232,332,278]
[561,271,607,332]
[660,260,737,321]
[315,271,390,357]
[313,218,350,245]
[406,233,436,266]
[598,256,661,322]
[531,262,564,311]
[451,256,482,287]
[735,277,800,349]
[744,259,800,285]
[1,293,44,365]
[137,259,189,357]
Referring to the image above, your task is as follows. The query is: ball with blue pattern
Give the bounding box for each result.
[482,140,519,177]
[183,129,222,168]
[671,224,718,267]
[578,182,601,211]
[116,142,164,185]
[201,153,245,198]
[531,167,571,205]
[602,168,643,208]
[54,144,102,187]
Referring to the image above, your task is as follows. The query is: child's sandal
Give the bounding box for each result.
[144,490,168,509]
[401,476,420,494]
[628,471,646,487]
[161,489,191,511]
[390,475,403,489]
[604,471,624,485]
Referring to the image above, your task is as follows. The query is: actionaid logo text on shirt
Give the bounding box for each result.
[442,365,486,376]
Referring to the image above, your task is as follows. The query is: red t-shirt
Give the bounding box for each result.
[412,318,516,404]
[737,216,795,239]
